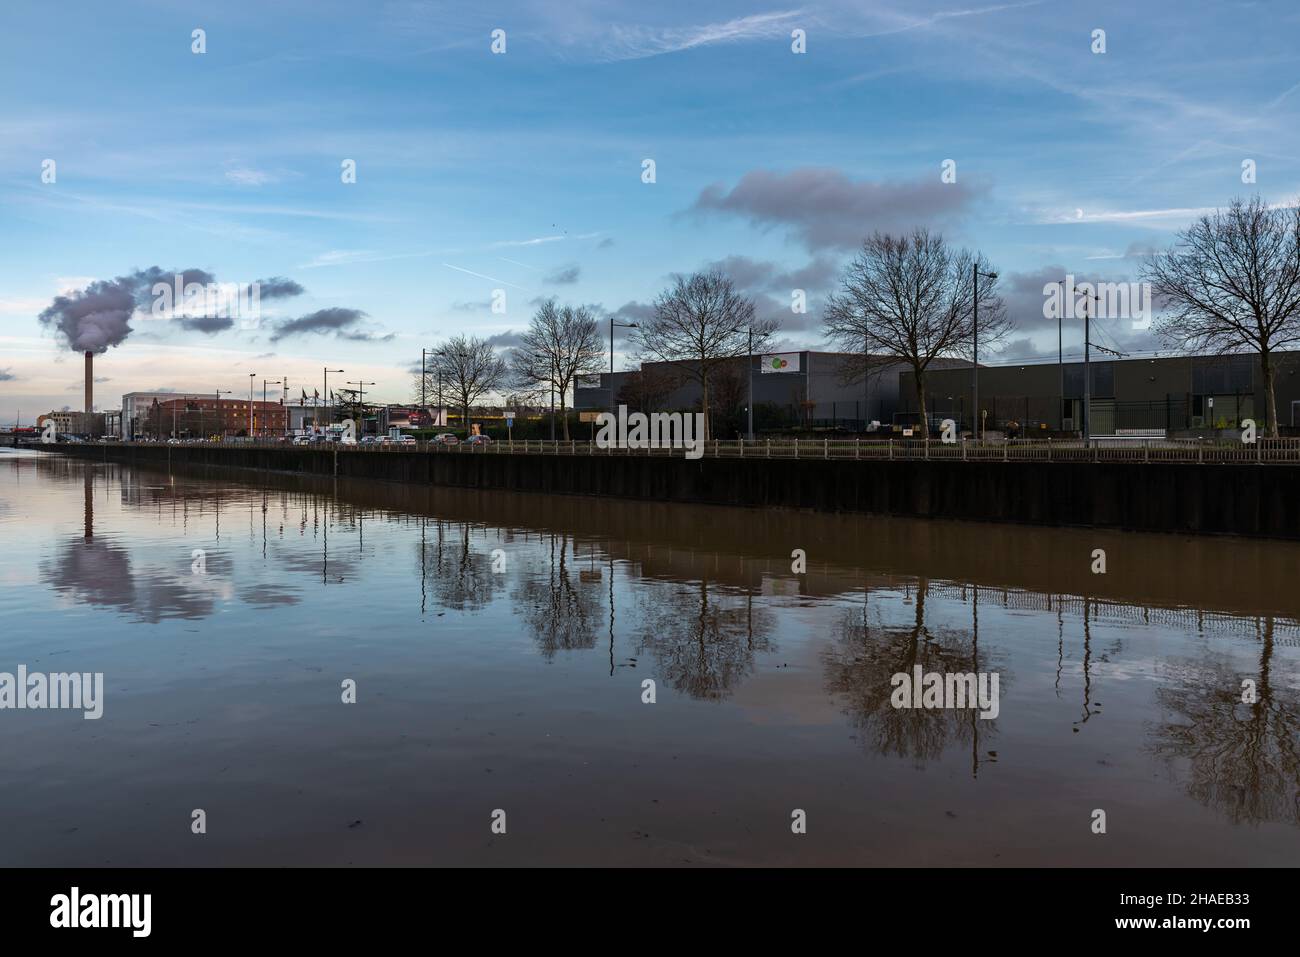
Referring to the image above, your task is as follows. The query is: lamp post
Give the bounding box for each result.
[972,265,998,439]
[1079,288,1098,445]
[262,379,281,438]
[323,368,344,432]
[248,373,256,437]
[1054,279,1066,431]
[610,318,638,374]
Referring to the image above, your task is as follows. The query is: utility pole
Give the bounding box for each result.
[248,373,256,436]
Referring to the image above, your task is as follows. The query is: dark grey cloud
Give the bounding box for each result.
[38,266,214,353]
[613,300,655,323]
[544,264,580,285]
[0,369,16,382]
[271,307,370,342]
[255,277,305,299]
[178,315,234,334]
[688,168,984,252]
[702,254,840,296]
[485,330,524,349]
[597,237,615,250]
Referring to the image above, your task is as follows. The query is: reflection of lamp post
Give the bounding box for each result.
[972,266,998,439]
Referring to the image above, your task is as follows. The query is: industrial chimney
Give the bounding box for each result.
[84,351,93,416]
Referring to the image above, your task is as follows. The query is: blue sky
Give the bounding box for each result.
[1,0,1298,421]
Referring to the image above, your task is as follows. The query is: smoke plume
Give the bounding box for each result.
[38,266,215,354]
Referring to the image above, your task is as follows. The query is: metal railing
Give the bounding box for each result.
[57,435,1300,464]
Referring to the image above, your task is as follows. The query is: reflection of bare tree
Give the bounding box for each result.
[1148,618,1300,826]
[512,532,602,657]
[823,581,999,767]
[635,579,775,700]
[416,519,501,612]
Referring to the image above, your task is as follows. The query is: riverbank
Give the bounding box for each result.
[37,442,1300,539]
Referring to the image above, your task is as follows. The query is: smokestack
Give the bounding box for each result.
[84,351,93,415]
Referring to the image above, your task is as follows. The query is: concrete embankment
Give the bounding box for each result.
[38,443,1300,539]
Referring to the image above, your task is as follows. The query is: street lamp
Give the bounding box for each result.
[261,379,282,438]
[1079,288,1098,445]
[248,373,256,437]
[610,318,638,373]
[729,324,756,441]
[323,368,344,431]
[972,265,998,439]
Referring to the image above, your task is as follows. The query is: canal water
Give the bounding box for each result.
[2,448,1298,866]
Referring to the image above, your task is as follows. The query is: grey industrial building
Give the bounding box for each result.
[898,350,1300,436]
[575,351,968,432]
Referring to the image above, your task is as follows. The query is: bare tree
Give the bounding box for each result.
[509,299,604,440]
[1143,196,1300,437]
[427,335,509,433]
[631,270,776,439]
[823,230,1006,435]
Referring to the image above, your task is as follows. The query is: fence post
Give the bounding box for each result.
[766,439,770,458]
[824,437,828,459]
[1144,440,1149,464]
[855,438,860,460]
[794,438,798,459]
[888,438,893,461]
[961,437,966,462]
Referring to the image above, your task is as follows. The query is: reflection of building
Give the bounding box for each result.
[899,350,1300,435]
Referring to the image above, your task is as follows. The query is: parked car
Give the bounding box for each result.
[432,433,459,446]
[391,435,417,446]
[292,434,313,445]
[360,435,380,446]
[465,434,493,446]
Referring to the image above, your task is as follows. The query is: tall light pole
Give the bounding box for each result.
[972,265,998,439]
[1053,279,1067,431]
[730,324,756,441]
[248,373,256,437]
[323,368,344,431]
[1079,288,1098,445]
[262,379,281,437]
[610,318,638,373]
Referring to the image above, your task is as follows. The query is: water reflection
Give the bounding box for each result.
[5,451,1300,863]
[824,581,1001,775]
[1148,618,1300,826]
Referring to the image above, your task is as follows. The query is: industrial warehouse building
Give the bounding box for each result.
[897,350,1300,436]
[575,351,968,432]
